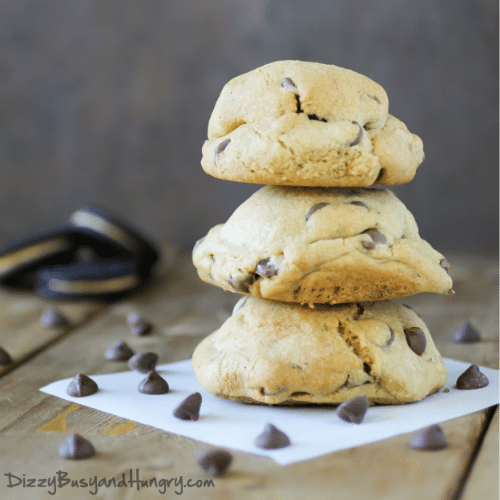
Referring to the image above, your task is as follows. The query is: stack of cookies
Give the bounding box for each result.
[192,61,453,405]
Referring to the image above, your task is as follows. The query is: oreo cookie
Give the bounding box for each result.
[68,205,159,275]
[0,226,76,287]
[36,259,142,300]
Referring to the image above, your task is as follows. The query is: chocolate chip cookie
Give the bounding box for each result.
[201,60,424,187]
[193,185,453,306]
[192,297,447,405]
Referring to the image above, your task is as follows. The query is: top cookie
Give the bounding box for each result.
[201,61,424,187]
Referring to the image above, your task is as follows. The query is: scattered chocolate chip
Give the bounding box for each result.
[452,321,481,343]
[410,425,448,451]
[281,76,296,89]
[348,200,369,209]
[127,312,142,326]
[197,449,232,477]
[58,433,95,460]
[307,113,327,122]
[254,424,291,449]
[173,392,202,420]
[105,341,134,361]
[349,121,363,146]
[130,318,153,336]
[215,139,230,156]
[255,258,278,277]
[138,371,169,394]
[66,374,98,397]
[0,347,12,365]
[362,228,387,244]
[439,258,451,274]
[404,327,426,356]
[335,396,369,424]
[456,364,489,389]
[305,202,329,221]
[40,308,69,328]
[128,352,158,373]
[228,274,257,293]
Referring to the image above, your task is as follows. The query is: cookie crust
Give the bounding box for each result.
[201,61,424,187]
[192,298,447,405]
[193,186,453,306]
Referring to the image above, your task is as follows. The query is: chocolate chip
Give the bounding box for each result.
[335,396,369,424]
[66,374,98,397]
[173,392,202,420]
[385,326,395,347]
[130,318,153,336]
[410,425,448,451]
[305,202,329,221]
[138,371,169,394]
[105,341,134,361]
[197,449,232,477]
[128,352,158,373]
[308,114,327,122]
[362,228,387,244]
[348,200,369,209]
[456,364,489,389]
[294,94,303,113]
[228,274,257,293]
[0,347,12,365]
[452,321,481,343]
[215,139,230,156]
[439,258,451,274]
[281,77,296,89]
[370,95,382,104]
[349,121,363,146]
[375,168,385,182]
[254,424,291,449]
[40,308,69,328]
[255,258,278,277]
[404,327,426,356]
[58,433,95,460]
[361,240,376,250]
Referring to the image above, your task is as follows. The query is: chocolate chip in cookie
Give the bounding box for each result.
[228,274,257,293]
[215,139,230,156]
[255,258,278,277]
[349,121,364,146]
[404,327,426,356]
[281,76,296,89]
[305,202,329,221]
[348,200,369,209]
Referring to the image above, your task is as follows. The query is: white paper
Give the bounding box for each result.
[40,358,499,465]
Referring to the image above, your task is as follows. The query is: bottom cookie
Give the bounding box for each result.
[192,297,446,405]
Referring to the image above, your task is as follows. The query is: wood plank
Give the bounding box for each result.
[0,250,496,500]
[461,405,499,500]
[0,286,105,378]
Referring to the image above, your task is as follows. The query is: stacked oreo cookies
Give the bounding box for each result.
[192,61,453,405]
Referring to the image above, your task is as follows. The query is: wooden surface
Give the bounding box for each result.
[0,249,497,500]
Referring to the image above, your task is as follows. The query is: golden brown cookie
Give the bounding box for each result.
[193,185,453,306]
[201,60,424,187]
[192,297,447,405]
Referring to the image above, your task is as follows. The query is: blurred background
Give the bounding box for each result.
[0,0,498,257]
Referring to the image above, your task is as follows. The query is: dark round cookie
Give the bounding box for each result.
[68,205,159,275]
[36,259,142,300]
[0,225,77,286]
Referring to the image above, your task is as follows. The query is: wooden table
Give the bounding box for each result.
[0,249,497,500]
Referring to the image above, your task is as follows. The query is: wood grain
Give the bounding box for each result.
[0,250,496,500]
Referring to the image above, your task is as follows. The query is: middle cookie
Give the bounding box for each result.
[193,186,453,306]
